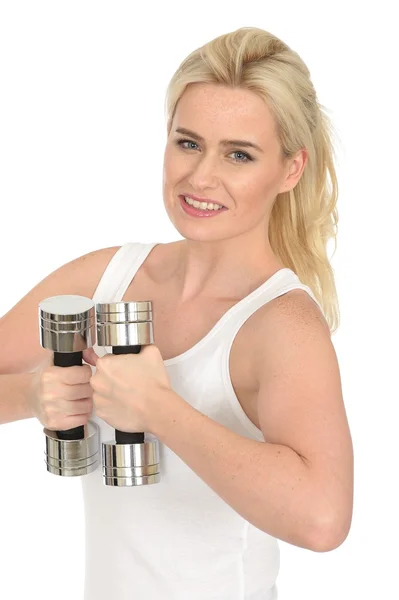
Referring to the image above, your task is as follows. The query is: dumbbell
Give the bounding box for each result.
[38,295,100,476]
[95,301,160,487]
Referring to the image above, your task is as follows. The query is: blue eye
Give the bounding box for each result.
[175,139,253,163]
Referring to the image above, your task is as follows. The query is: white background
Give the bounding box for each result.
[0,1,398,598]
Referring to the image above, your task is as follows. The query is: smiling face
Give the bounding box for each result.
[163,83,307,245]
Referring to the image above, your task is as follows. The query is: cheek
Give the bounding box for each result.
[163,147,184,183]
[231,174,279,214]
[247,165,283,195]
[233,177,265,202]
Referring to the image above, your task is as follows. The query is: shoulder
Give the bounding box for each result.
[258,287,329,336]
[56,245,123,298]
[22,245,124,307]
[250,288,332,382]
[0,245,123,374]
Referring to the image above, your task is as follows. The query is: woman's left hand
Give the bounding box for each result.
[87,345,172,433]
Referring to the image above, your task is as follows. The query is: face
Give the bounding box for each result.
[162,83,307,244]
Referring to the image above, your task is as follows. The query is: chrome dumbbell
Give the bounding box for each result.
[38,295,100,477]
[96,301,160,487]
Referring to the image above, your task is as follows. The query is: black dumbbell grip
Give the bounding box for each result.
[54,351,85,440]
[112,345,145,445]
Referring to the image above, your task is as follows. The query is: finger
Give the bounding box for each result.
[64,383,93,400]
[52,415,90,429]
[55,364,93,384]
[62,398,93,415]
[83,347,99,366]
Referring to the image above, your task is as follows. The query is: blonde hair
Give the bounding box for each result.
[164,27,340,333]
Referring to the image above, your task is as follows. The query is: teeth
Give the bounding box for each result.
[184,196,223,211]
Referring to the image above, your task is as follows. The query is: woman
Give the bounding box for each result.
[0,26,353,600]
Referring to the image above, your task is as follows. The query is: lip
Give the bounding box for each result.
[179,195,227,218]
[181,193,226,209]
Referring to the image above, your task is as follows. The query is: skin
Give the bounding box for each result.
[162,82,308,303]
[89,84,353,550]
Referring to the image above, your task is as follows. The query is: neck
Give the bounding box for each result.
[172,232,283,304]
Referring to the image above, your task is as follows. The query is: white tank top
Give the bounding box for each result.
[82,242,321,600]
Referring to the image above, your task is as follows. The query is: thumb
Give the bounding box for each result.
[83,347,99,366]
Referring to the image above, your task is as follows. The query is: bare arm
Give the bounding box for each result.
[0,373,36,424]
[0,245,120,424]
[150,290,353,552]
[152,390,319,549]
[252,290,354,549]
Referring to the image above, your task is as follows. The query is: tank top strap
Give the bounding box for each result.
[222,269,324,343]
[91,242,158,303]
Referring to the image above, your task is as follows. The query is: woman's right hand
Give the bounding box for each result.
[28,348,98,431]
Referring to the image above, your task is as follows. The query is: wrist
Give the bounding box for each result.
[24,372,38,420]
[150,387,186,441]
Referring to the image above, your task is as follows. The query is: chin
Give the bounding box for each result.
[174,224,238,244]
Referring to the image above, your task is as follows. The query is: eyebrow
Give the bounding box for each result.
[175,127,264,153]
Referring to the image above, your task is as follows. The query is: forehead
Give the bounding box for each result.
[174,83,278,139]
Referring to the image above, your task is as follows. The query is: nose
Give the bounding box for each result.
[187,153,219,192]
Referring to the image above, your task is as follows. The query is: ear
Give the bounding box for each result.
[279,148,308,193]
